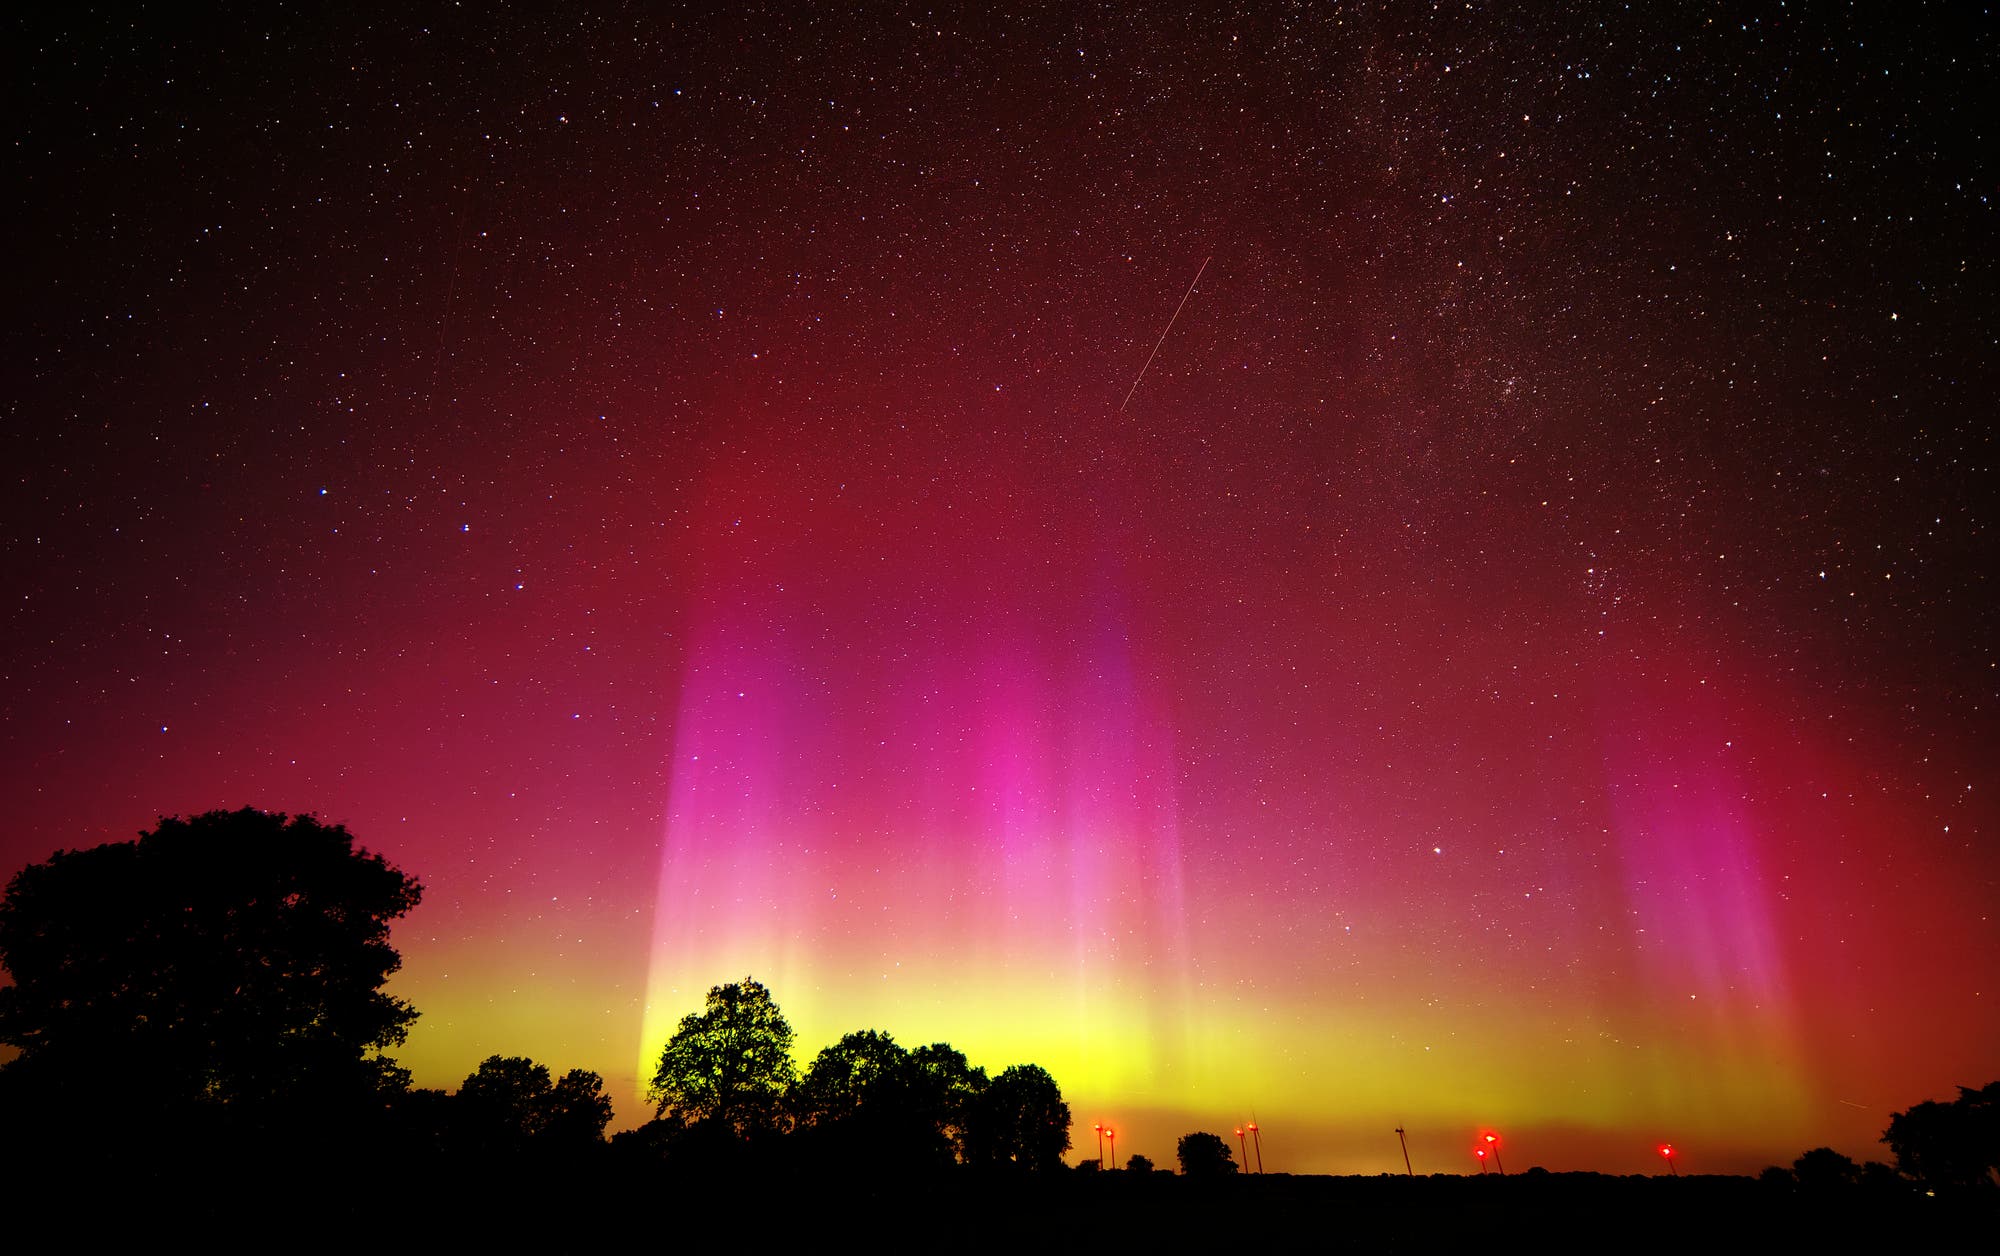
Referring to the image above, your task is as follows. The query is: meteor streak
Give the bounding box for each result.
[1119,255,1212,411]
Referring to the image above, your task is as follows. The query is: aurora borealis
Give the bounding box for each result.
[4,4,1994,1176]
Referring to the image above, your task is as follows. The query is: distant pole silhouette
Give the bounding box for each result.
[1106,1127,1116,1170]
[1248,1120,1263,1173]
[1484,1133,1505,1175]
[1660,1144,1678,1176]
[1095,1122,1104,1170]
[1476,1147,1488,1174]
[1396,1125,1414,1176]
[1236,1126,1247,1169]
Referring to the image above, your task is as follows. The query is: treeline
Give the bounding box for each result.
[0,808,1083,1182]
[620,978,1072,1173]
[1759,1082,2000,1197]
[2,809,1995,1213]
[340,978,1078,1177]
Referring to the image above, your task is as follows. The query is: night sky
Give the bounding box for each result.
[5,4,1995,1175]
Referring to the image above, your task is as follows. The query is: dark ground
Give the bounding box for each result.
[14,1151,1989,1252]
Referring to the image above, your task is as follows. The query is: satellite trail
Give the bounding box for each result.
[1119,255,1212,411]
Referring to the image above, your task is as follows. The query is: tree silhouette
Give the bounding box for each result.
[792,1029,914,1128]
[647,977,795,1135]
[459,1056,556,1148]
[967,1062,1071,1170]
[1756,1164,1795,1189]
[910,1041,988,1163]
[544,1067,615,1144]
[790,1031,1001,1169]
[0,808,420,1139]
[1177,1131,1238,1177]
[1791,1146,1859,1190]
[1126,1153,1155,1173]
[1884,1080,1999,1191]
[456,1054,612,1151]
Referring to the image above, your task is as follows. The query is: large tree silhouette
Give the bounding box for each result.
[647,977,795,1135]
[0,808,421,1137]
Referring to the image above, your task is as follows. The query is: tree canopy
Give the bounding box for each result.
[791,1030,991,1167]
[0,808,421,1128]
[647,977,796,1135]
[1177,1131,1238,1177]
[1884,1081,1999,1192]
[910,1041,988,1164]
[1791,1146,1860,1190]
[968,1062,1071,1171]
[792,1029,914,1129]
[456,1055,613,1150]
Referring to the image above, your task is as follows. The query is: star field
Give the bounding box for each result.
[3,3,1994,1174]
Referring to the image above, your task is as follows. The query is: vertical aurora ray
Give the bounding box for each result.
[637,437,1199,1113]
[625,417,1998,1172]
[1600,684,1813,1143]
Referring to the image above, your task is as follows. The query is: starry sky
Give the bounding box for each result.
[4,3,1995,1175]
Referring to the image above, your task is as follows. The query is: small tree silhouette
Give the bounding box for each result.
[1177,1131,1238,1177]
[457,1055,612,1150]
[1792,1146,1860,1190]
